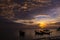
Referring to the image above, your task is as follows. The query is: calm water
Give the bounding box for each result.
[19,29,60,40]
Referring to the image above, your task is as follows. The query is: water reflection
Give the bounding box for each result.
[19,29,60,40]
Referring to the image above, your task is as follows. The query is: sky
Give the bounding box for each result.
[13,0,60,26]
[0,0,60,28]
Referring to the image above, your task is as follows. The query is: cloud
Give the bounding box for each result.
[14,6,60,25]
[1,0,60,26]
[13,0,58,20]
[13,19,38,25]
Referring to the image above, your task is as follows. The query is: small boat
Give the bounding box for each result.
[35,29,52,35]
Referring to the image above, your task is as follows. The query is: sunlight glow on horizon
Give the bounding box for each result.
[37,21,57,28]
[38,21,48,28]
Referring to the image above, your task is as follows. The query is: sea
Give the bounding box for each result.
[19,28,60,40]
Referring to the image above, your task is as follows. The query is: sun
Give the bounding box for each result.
[38,21,48,28]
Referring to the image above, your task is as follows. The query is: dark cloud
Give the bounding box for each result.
[14,11,33,20]
[0,16,30,28]
[13,0,25,4]
[13,0,60,20]
[0,0,60,20]
[0,0,60,22]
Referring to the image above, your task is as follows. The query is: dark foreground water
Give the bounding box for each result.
[19,29,60,40]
